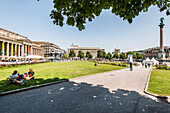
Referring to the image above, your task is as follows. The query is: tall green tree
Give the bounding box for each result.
[86,51,93,59]
[106,52,112,60]
[102,51,106,59]
[113,53,119,59]
[50,0,170,31]
[63,54,67,58]
[141,54,145,59]
[133,54,137,59]
[120,52,126,59]
[77,50,84,60]
[97,50,103,59]
[127,51,134,56]
[69,50,76,60]
[97,50,106,59]
[136,52,142,59]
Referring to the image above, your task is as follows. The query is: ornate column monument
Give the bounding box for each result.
[158,17,165,59]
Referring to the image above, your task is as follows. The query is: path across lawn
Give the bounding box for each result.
[0,61,126,93]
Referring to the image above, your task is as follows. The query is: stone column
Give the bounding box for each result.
[25,45,27,56]
[36,49,38,56]
[18,45,20,57]
[160,28,164,52]
[27,45,29,55]
[11,43,13,56]
[30,46,32,55]
[159,18,165,52]
[21,45,24,57]
[158,17,165,59]
[2,41,5,59]
[35,48,37,55]
[7,42,9,57]
[15,44,17,56]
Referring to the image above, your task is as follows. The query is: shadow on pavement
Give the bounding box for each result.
[0,81,170,113]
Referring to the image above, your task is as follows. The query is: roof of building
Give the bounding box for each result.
[32,41,49,44]
[145,46,170,51]
[0,28,28,40]
[70,47,104,50]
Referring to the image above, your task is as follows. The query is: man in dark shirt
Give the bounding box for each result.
[28,68,35,80]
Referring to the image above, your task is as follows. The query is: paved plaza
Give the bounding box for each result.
[0,66,170,113]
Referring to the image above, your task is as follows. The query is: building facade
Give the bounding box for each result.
[144,46,170,59]
[32,41,63,57]
[67,44,105,59]
[0,28,44,60]
[114,48,120,54]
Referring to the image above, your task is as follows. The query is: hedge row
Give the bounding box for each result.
[98,62,128,67]
[156,65,170,70]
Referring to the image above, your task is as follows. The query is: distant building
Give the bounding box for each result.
[0,28,44,60]
[49,49,66,60]
[67,44,105,59]
[144,46,170,59]
[114,48,120,54]
[32,41,63,57]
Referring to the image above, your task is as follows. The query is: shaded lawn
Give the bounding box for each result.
[148,69,170,96]
[0,61,126,93]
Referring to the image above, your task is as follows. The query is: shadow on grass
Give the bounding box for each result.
[0,81,170,113]
[0,77,68,93]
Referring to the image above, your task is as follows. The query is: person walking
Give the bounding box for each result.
[130,62,133,71]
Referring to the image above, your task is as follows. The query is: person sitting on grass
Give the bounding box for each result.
[8,70,26,85]
[17,72,31,80]
[23,72,33,80]
[28,68,35,80]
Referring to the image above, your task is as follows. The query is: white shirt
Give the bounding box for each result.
[9,74,18,81]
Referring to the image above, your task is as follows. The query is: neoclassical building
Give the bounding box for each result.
[0,28,44,60]
[67,44,105,59]
[32,41,62,57]
[144,46,170,60]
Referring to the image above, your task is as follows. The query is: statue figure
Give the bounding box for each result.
[160,17,164,25]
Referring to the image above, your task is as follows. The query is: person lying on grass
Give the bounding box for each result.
[28,68,35,80]
[7,70,26,85]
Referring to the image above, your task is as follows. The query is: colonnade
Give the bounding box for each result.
[0,41,33,59]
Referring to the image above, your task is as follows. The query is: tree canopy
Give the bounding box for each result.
[106,52,112,60]
[97,50,106,59]
[113,52,119,59]
[120,52,126,59]
[86,51,93,59]
[78,50,85,59]
[63,54,68,58]
[69,50,76,58]
[50,0,170,31]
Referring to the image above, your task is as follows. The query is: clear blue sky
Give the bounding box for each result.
[0,0,169,53]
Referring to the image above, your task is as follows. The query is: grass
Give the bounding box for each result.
[148,69,170,96]
[0,61,126,93]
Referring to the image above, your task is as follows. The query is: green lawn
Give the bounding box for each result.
[148,69,170,96]
[0,61,126,93]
